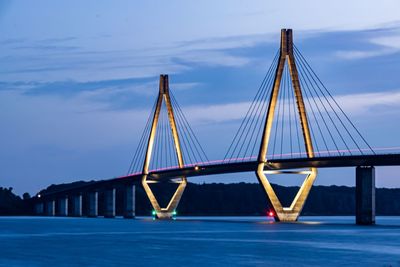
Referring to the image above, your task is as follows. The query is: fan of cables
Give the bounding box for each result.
[127,89,208,175]
[224,46,374,163]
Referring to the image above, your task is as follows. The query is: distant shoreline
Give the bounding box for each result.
[2,182,400,216]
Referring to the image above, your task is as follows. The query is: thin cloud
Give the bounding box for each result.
[6,79,200,111]
[184,102,252,123]
[335,27,400,60]
[371,35,400,49]
[170,82,201,91]
[177,50,251,67]
[0,31,278,84]
[335,48,395,60]
[179,90,400,125]
[336,90,400,115]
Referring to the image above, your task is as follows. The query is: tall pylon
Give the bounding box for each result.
[256,29,317,222]
[142,74,187,219]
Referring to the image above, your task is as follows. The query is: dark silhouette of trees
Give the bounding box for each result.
[2,182,400,216]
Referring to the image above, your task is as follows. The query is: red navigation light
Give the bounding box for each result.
[268,211,274,217]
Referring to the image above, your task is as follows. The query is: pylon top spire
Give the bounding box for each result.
[280,28,294,56]
[159,74,169,94]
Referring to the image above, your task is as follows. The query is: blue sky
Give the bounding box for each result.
[1,0,400,194]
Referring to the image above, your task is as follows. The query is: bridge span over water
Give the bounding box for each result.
[34,29,400,225]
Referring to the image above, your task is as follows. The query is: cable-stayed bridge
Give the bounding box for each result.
[34,29,400,225]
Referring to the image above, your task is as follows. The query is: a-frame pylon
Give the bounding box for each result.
[142,74,187,219]
[256,29,317,222]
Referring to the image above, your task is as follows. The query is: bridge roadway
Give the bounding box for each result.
[41,153,400,197]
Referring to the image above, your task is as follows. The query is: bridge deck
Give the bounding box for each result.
[40,153,400,197]
[145,153,400,180]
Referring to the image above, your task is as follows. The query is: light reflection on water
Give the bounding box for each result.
[0,216,399,266]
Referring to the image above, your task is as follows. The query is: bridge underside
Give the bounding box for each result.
[40,154,400,196]
[145,154,400,182]
[36,153,400,225]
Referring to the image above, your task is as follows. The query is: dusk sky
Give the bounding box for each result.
[1,0,400,194]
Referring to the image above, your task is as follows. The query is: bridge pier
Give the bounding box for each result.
[72,194,82,217]
[35,203,44,215]
[124,185,135,219]
[88,191,98,217]
[104,188,116,218]
[58,197,68,216]
[46,200,55,216]
[356,166,375,225]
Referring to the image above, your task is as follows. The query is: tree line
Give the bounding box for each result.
[2,182,400,216]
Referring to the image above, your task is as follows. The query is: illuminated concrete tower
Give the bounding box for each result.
[256,29,317,222]
[142,75,187,219]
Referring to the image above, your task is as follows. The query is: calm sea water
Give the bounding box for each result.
[0,216,399,266]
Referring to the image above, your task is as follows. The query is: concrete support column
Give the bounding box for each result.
[88,192,98,218]
[58,197,68,217]
[46,200,55,216]
[124,185,136,219]
[104,188,116,218]
[356,166,375,225]
[72,195,82,217]
[35,203,44,215]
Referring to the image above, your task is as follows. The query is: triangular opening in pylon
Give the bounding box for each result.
[147,178,183,208]
[268,171,312,207]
